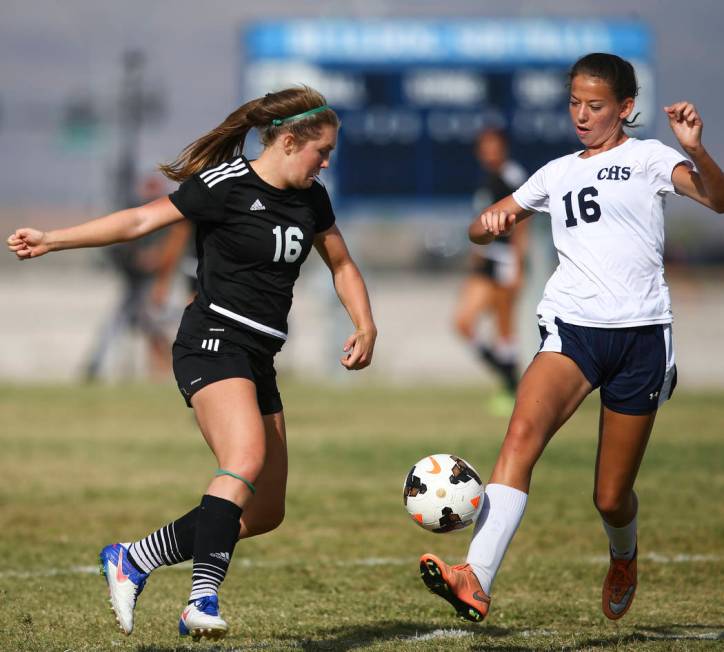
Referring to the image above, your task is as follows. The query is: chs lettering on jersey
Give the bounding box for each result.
[512,138,693,328]
[596,166,632,181]
[169,155,336,349]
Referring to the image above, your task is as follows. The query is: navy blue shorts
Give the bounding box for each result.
[538,315,677,415]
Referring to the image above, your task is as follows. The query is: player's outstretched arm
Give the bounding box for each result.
[314,224,377,371]
[468,194,533,245]
[666,102,724,213]
[6,197,185,260]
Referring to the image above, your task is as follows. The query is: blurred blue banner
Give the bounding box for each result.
[246,19,649,66]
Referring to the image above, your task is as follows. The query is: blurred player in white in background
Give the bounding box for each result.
[420,52,724,624]
[453,128,528,412]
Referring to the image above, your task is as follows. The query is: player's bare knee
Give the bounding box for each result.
[264,507,285,532]
[222,456,265,487]
[245,507,285,537]
[502,418,542,458]
[593,490,628,520]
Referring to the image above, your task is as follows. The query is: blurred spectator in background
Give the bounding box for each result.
[453,128,529,411]
[83,172,187,381]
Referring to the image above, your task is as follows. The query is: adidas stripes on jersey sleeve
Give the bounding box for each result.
[169,175,227,223]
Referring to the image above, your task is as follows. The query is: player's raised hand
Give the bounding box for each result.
[478,210,516,238]
[6,228,50,260]
[664,101,703,151]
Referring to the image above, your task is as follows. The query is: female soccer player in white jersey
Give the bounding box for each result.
[419,52,724,623]
[7,87,377,640]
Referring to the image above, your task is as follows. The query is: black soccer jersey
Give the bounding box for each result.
[169,155,335,349]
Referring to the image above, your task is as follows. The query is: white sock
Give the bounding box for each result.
[465,483,528,595]
[494,339,518,364]
[602,514,637,560]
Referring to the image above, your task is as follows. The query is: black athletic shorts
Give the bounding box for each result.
[471,252,517,287]
[538,315,677,415]
[172,306,283,415]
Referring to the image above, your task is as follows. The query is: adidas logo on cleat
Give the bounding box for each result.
[250,198,266,211]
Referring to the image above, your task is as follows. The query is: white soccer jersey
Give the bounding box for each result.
[512,138,691,327]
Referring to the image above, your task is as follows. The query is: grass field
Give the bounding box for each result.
[0,381,722,651]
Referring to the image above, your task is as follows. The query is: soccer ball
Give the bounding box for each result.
[403,453,484,533]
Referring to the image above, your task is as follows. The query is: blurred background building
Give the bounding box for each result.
[1,0,723,387]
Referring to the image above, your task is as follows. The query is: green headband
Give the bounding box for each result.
[271,105,330,127]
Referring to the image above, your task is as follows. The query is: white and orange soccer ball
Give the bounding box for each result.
[403,454,484,533]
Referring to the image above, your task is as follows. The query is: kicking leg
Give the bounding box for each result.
[179,378,265,640]
[107,407,286,636]
[421,352,592,621]
[125,408,287,571]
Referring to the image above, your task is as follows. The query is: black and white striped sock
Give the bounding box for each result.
[189,494,242,602]
[126,507,199,574]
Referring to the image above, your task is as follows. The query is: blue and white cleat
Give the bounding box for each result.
[179,595,228,641]
[99,542,149,635]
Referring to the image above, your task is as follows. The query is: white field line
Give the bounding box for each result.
[587,552,721,564]
[0,557,410,579]
[0,551,720,580]
[407,628,473,641]
[641,631,724,641]
[406,628,724,642]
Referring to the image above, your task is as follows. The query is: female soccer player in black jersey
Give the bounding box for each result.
[8,86,377,640]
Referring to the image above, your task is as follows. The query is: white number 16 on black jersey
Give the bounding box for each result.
[272,226,303,263]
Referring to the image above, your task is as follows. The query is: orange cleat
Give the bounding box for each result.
[419,553,490,622]
[602,547,637,620]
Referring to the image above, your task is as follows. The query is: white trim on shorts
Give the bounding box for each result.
[538,313,562,353]
[208,303,288,341]
[658,323,676,408]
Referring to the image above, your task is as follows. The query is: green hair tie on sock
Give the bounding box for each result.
[215,469,256,494]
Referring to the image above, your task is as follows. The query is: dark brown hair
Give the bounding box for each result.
[568,53,640,128]
[159,86,338,182]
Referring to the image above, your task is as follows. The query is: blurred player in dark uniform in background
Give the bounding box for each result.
[84,173,181,381]
[453,128,528,411]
